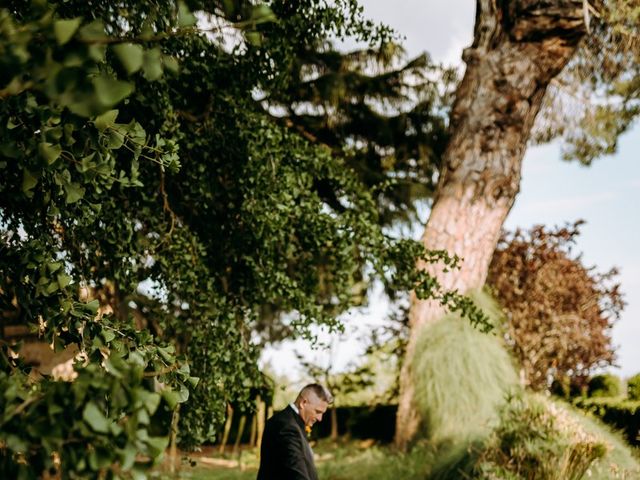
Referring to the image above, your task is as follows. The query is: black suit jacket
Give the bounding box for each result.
[257,405,318,480]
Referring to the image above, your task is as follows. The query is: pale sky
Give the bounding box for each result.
[261,0,640,380]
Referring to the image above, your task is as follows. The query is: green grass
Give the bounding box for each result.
[156,423,638,480]
[561,401,640,479]
[156,292,640,479]
[154,440,437,480]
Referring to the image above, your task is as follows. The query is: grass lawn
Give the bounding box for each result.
[152,439,434,480]
[153,419,640,480]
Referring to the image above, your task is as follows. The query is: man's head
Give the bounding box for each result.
[294,384,333,427]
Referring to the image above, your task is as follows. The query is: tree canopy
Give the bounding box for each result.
[487,222,624,390]
[0,0,486,477]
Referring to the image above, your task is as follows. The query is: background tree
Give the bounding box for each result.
[487,222,624,390]
[261,43,457,227]
[395,0,640,449]
[295,347,375,441]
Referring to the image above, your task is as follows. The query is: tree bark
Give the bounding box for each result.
[219,403,234,455]
[256,396,266,451]
[395,0,587,450]
[330,407,338,441]
[233,415,247,456]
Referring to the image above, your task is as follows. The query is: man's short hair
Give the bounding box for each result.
[297,383,333,404]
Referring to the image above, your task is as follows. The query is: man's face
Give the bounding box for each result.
[298,394,328,427]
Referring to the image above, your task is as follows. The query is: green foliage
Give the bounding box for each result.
[588,374,623,399]
[263,43,456,226]
[434,394,608,480]
[627,373,640,401]
[566,400,640,479]
[550,376,586,401]
[0,313,195,479]
[410,290,518,443]
[1,0,489,477]
[535,1,640,165]
[573,397,640,447]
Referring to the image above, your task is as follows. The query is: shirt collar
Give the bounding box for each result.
[289,402,299,415]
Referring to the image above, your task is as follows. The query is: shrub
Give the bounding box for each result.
[573,397,640,446]
[411,290,519,443]
[588,374,623,398]
[487,223,623,390]
[550,376,586,400]
[627,373,640,401]
[431,394,608,480]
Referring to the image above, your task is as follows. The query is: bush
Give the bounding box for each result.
[627,374,640,401]
[550,376,586,400]
[588,374,623,398]
[573,397,640,446]
[411,291,519,443]
[431,394,608,480]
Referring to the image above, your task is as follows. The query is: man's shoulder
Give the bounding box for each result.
[268,405,304,432]
[268,405,295,424]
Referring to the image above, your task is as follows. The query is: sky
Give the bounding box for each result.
[260,0,640,380]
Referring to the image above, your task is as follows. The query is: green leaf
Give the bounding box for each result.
[250,5,276,24]
[39,142,62,165]
[64,182,85,204]
[57,273,72,289]
[6,434,28,453]
[47,262,62,273]
[107,130,125,149]
[0,141,20,158]
[78,20,106,41]
[177,385,189,403]
[103,358,123,378]
[130,467,147,480]
[142,48,163,81]
[102,329,116,343]
[94,109,119,132]
[92,76,134,107]
[187,376,200,388]
[85,299,100,314]
[119,445,137,470]
[162,55,179,74]
[144,392,161,415]
[22,169,38,194]
[113,43,144,75]
[245,31,262,47]
[178,2,197,27]
[160,389,181,409]
[145,436,169,457]
[53,18,82,45]
[83,402,110,433]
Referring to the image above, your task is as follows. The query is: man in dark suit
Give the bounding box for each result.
[257,383,333,480]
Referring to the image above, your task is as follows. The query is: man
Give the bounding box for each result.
[257,383,333,480]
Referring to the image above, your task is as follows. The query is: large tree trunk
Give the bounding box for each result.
[395,0,587,450]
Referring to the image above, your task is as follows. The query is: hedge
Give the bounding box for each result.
[573,397,640,446]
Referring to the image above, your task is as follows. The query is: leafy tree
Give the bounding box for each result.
[295,347,375,440]
[587,373,623,398]
[627,373,640,401]
[487,223,624,390]
[262,43,457,226]
[1,0,485,476]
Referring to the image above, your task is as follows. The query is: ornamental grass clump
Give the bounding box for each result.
[411,290,519,444]
[434,394,609,480]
